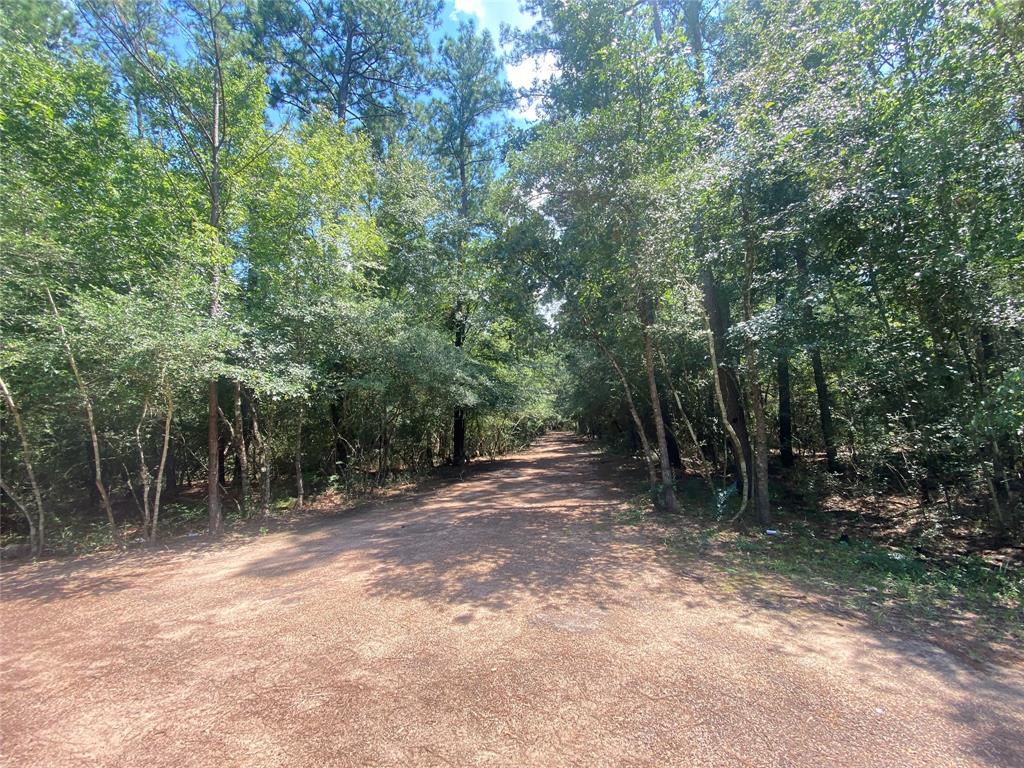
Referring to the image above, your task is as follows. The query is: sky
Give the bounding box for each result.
[441,0,559,121]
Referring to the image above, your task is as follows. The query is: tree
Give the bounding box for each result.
[429,20,512,465]
[248,0,440,129]
[82,0,268,534]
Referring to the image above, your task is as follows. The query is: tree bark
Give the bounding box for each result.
[207,378,221,533]
[745,364,772,525]
[451,127,471,467]
[135,397,153,534]
[46,288,121,546]
[777,350,795,468]
[743,205,771,525]
[151,387,173,541]
[640,298,679,514]
[594,335,659,492]
[207,58,224,535]
[330,399,348,469]
[251,399,271,519]
[793,248,838,471]
[701,269,753,490]
[810,348,838,471]
[452,300,468,466]
[703,305,749,519]
[164,437,176,492]
[0,376,45,556]
[294,406,304,507]
[656,348,715,493]
[233,380,248,514]
[0,480,38,556]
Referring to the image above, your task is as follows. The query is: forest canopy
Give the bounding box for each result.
[1,0,1022,556]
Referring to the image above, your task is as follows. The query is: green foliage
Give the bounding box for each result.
[506,0,1023,534]
[0,0,552,552]
[2,0,1021,560]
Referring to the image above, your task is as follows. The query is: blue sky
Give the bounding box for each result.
[444,0,535,36]
[441,0,559,121]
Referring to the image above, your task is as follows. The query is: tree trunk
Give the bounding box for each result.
[135,398,153,534]
[217,427,228,486]
[704,314,749,518]
[207,68,223,535]
[747,373,772,525]
[0,480,38,556]
[777,350,795,468]
[330,399,348,469]
[46,289,121,546]
[294,406,304,507]
[164,438,176,492]
[656,348,715,494]
[233,381,248,515]
[701,270,752,491]
[0,376,45,557]
[743,207,771,525]
[251,400,271,518]
[151,388,173,541]
[337,19,355,121]
[207,378,222,533]
[594,335,659,493]
[451,130,471,467]
[452,301,468,466]
[640,299,679,514]
[810,349,838,471]
[793,248,838,471]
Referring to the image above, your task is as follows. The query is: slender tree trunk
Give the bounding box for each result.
[207,378,221,532]
[207,69,223,535]
[337,20,355,121]
[640,299,679,514]
[164,437,176,492]
[793,248,838,471]
[703,307,749,519]
[294,406,304,507]
[0,376,44,557]
[656,348,715,493]
[330,399,348,469]
[594,336,659,492]
[452,301,468,466]
[135,397,153,534]
[777,350,795,468]
[0,480,38,556]
[46,289,121,546]
[251,400,271,518]
[133,94,145,138]
[743,206,772,525]
[378,409,391,485]
[151,388,173,541]
[233,381,248,514]
[701,270,753,492]
[746,368,772,525]
[218,429,228,486]
[810,349,838,470]
[451,136,471,467]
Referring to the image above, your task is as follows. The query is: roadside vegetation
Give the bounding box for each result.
[612,477,1023,665]
[2,0,1021,626]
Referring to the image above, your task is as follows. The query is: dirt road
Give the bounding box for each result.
[2,434,1022,767]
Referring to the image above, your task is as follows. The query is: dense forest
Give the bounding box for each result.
[1,0,1021,558]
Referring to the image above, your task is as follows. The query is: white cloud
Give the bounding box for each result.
[453,0,484,19]
[506,52,559,121]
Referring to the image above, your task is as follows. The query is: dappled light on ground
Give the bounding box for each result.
[2,435,1022,767]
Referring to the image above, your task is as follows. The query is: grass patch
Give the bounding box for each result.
[613,499,650,526]
[617,482,1024,663]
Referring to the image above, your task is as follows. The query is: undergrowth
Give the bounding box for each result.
[617,482,1024,662]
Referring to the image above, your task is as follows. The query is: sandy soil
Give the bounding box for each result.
[2,433,1022,767]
